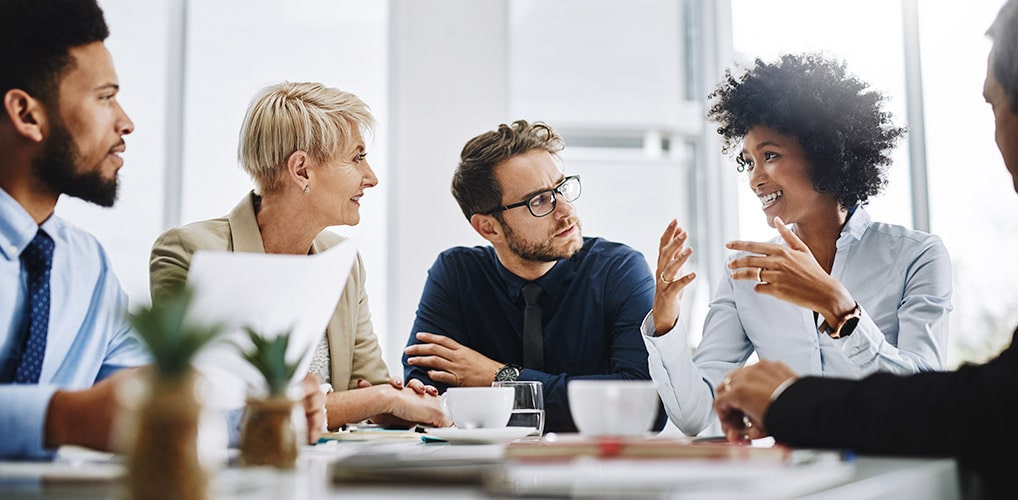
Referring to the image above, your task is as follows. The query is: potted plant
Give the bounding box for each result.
[126,286,223,500]
[236,327,302,468]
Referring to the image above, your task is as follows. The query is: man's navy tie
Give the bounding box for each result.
[521,282,545,371]
[13,229,55,384]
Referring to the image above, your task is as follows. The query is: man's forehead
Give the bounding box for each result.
[496,151,562,194]
[984,63,1005,103]
[984,55,994,96]
[63,42,118,88]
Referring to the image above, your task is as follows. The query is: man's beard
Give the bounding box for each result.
[32,119,119,207]
[503,218,582,262]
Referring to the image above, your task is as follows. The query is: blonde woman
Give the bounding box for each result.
[150,82,449,429]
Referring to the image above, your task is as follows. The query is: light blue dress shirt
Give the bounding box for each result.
[0,187,150,458]
[643,208,953,435]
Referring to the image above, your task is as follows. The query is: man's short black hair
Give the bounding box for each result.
[989,0,1018,113]
[0,0,110,104]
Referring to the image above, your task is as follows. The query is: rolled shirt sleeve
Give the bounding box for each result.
[0,384,60,458]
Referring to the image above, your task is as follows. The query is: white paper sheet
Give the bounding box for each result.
[185,237,358,410]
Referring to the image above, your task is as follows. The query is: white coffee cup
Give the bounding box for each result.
[441,387,514,429]
[567,380,659,437]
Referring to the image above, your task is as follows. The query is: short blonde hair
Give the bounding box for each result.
[238,81,375,193]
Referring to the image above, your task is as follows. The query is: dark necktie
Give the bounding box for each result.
[521,282,545,371]
[13,230,55,384]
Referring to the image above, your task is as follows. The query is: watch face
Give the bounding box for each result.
[837,316,861,338]
[495,366,520,382]
[826,304,862,339]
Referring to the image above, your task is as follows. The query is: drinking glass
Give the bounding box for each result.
[492,380,544,436]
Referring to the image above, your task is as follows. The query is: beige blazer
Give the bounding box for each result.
[149,192,390,391]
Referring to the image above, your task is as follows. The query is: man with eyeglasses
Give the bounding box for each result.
[402,120,665,433]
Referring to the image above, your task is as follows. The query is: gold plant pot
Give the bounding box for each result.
[128,369,207,500]
[238,395,299,468]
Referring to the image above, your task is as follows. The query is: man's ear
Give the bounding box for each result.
[470,213,504,244]
[286,150,310,190]
[3,89,45,142]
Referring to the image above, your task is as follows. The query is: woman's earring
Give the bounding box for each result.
[304,185,310,195]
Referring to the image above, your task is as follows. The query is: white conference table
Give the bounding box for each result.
[0,434,961,500]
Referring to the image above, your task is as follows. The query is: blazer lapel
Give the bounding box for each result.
[227,191,266,253]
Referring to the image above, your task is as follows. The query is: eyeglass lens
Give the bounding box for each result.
[528,177,580,217]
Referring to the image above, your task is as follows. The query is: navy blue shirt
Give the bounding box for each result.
[403,237,665,432]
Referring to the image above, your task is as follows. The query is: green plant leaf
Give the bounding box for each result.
[128,286,223,379]
[240,327,300,396]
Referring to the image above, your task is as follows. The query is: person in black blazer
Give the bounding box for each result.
[712,1,1018,498]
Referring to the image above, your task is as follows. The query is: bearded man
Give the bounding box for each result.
[402,120,665,433]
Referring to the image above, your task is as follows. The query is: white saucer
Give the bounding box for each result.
[424,426,536,444]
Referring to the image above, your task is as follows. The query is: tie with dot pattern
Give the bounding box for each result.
[521,282,545,371]
[13,229,55,384]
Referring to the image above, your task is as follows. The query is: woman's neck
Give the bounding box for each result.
[793,206,850,274]
[254,192,322,255]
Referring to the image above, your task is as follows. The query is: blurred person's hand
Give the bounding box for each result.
[713,360,798,444]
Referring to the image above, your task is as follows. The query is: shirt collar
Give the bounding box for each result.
[837,205,872,247]
[0,187,53,261]
[498,237,592,303]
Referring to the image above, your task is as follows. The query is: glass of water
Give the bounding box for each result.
[491,380,544,436]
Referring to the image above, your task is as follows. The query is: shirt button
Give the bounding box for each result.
[663,383,671,390]
[8,245,16,254]
[668,344,676,351]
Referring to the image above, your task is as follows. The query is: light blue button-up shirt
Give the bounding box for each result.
[643,208,953,435]
[0,187,150,458]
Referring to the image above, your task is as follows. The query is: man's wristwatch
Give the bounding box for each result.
[494,364,522,382]
[816,303,862,339]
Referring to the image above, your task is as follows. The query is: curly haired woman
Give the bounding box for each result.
[642,53,953,436]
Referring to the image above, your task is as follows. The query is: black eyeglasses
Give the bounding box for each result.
[483,175,582,218]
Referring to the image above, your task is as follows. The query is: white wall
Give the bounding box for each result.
[386,0,511,372]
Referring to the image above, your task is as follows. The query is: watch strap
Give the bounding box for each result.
[814,302,862,339]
